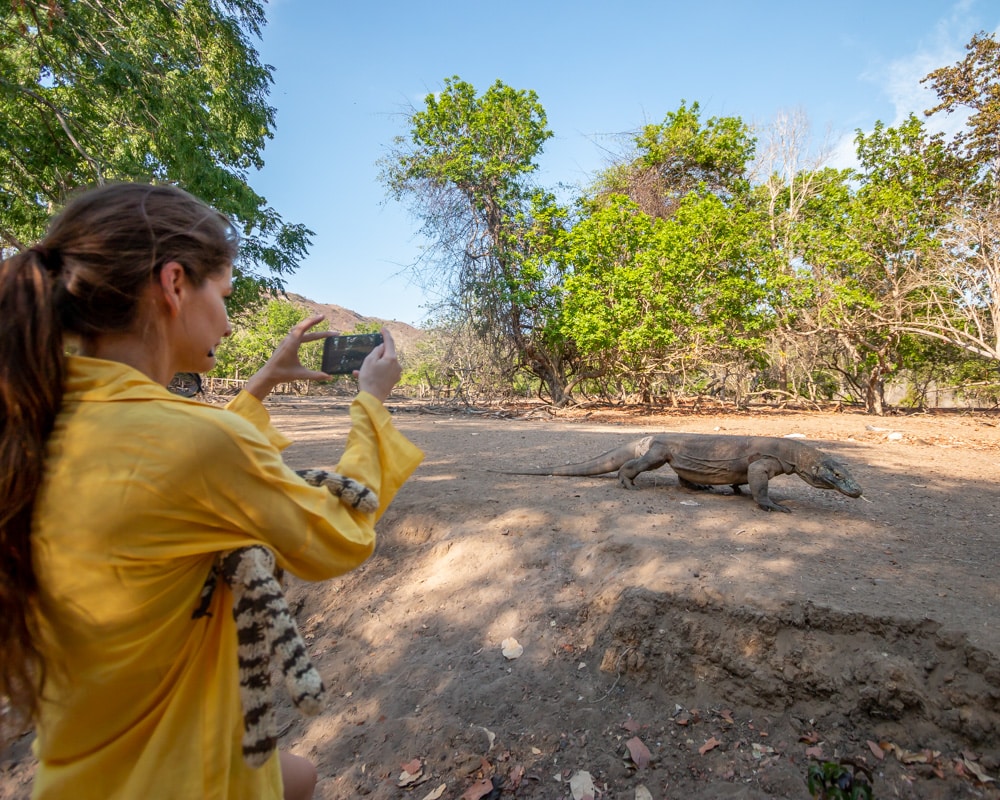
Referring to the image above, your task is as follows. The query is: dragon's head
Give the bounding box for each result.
[801,457,862,498]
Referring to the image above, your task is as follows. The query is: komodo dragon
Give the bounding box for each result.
[502,433,862,512]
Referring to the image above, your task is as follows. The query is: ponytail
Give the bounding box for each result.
[0,248,64,735]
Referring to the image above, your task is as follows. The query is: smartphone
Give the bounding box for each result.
[321,332,383,375]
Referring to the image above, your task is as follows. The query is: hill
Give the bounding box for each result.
[283,292,426,354]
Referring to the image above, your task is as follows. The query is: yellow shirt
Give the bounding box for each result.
[30,356,423,800]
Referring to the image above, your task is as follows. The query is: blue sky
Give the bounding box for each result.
[251,0,999,327]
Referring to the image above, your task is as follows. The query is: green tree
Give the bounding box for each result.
[0,0,311,305]
[213,299,318,378]
[565,104,769,403]
[793,116,959,413]
[556,190,772,404]
[380,76,578,402]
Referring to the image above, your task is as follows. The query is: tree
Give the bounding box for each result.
[380,76,576,402]
[213,298,319,378]
[797,116,960,414]
[0,0,311,304]
[556,189,772,404]
[922,30,1000,181]
[900,32,1000,366]
[902,193,1000,362]
[750,109,839,397]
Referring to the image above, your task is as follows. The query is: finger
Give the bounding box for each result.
[301,369,335,381]
[293,314,326,336]
[380,327,397,358]
[299,330,334,343]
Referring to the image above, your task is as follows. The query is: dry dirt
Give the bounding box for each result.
[3,399,1000,800]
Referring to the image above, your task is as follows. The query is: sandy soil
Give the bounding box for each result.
[3,398,1000,799]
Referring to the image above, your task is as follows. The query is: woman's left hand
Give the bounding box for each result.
[244,315,333,401]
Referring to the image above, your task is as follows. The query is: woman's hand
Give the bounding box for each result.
[244,314,333,401]
[356,327,402,403]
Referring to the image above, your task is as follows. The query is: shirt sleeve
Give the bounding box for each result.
[177,391,423,581]
[224,391,292,451]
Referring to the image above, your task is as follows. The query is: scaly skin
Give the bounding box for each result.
[505,433,862,512]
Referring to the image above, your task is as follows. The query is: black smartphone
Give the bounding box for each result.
[321,332,383,375]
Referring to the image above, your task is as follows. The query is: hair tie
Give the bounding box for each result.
[28,245,62,275]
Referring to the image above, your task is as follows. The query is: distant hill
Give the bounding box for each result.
[283,292,426,354]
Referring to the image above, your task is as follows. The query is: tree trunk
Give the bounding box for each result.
[865,373,887,415]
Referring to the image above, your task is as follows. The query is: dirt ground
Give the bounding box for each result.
[3,398,1000,799]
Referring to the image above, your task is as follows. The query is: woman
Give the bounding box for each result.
[0,182,423,799]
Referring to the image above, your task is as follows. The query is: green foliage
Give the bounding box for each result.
[212,299,319,378]
[593,100,756,219]
[348,320,384,335]
[807,760,874,800]
[397,76,552,191]
[378,33,1000,411]
[0,0,312,306]
[558,187,771,399]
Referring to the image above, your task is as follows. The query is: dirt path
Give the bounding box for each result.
[3,400,999,799]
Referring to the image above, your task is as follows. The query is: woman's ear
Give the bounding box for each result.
[157,261,186,317]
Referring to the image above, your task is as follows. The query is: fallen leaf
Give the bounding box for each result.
[507,764,525,790]
[461,779,494,800]
[622,718,642,733]
[421,784,447,800]
[799,731,820,745]
[886,743,940,764]
[867,740,885,761]
[398,769,423,787]
[634,785,654,800]
[719,709,734,724]
[699,737,722,755]
[751,743,774,759]
[961,756,996,784]
[569,770,595,800]
[625,736,651,768]
[501,638,523,659]
[473,725,496,750]
[401,758,423,775]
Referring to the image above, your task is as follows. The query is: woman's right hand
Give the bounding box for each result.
[356,327,402,402]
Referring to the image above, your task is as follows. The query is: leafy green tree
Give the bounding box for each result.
[213,299,318,378]
[380,76,579,402]
[0,0,311,304]
[566,104,770,403]
[791,116,960,413]
[558,191,771,403]
[749,110,845,398]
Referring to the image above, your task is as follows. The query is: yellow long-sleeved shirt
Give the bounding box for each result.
[29,356,423,799]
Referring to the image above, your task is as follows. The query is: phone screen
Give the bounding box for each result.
[321,333,383,375]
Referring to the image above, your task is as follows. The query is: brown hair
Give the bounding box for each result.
[0,182,238,733]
